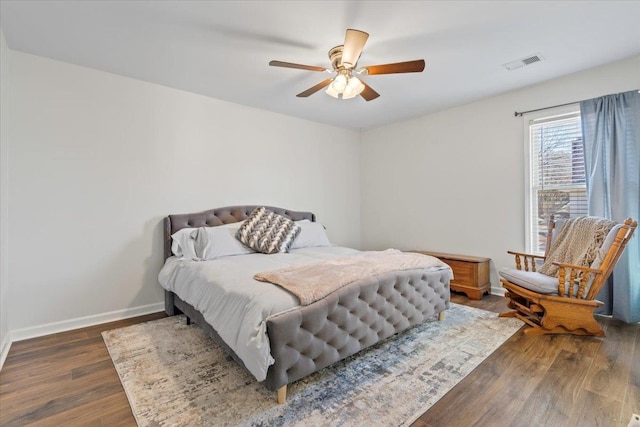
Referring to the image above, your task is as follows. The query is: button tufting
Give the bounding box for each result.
[268,270,449,388]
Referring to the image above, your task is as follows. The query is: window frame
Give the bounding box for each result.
[523,103,583,255]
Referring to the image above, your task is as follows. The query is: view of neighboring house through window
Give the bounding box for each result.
[525,107,588,254]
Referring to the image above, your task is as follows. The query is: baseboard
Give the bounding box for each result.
[10,302,165,342]
[0,333,11,371]
[490,286,506,297]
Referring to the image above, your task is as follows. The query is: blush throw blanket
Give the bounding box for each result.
[254,249,448,305]
[539,216,616,277]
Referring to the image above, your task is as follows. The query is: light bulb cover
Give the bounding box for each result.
[341,91,357,100]
[331,74,348,92]
[325,83,340,98]
[342,76,365,99]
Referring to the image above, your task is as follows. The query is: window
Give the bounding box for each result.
[525,107,588,254]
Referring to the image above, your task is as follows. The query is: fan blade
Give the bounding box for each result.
[296,78,333,97]
[360,81,380,101]
[363,60,426,75]
[341,29,369,68]
[269,60,327,72]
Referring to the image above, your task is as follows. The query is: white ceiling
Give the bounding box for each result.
[2,1,640,130]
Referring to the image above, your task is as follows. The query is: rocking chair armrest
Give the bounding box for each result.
[551,262,603,275]
[507,250,546,260]
[507,250,545,272]
[551,262,605,299]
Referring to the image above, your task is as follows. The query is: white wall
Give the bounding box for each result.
[4,44,639,343]
[361,55,640,294]
[6,50,361,338]
[0,30,11,365]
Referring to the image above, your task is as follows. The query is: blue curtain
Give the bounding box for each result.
[580,90,640,323]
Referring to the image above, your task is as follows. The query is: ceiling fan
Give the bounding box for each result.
[269,29,425,101]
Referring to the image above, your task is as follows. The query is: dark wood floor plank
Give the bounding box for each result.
[620,325,640,426]
[0,363,122,424]
[71,359,116,380]
[508,349,593,427]
[0,371,71,414]
[3,335,105,370]
[560,333,605,358]
[568,389,622,427]
[1,382,124,427]
[0,369,70,398]
[559,314,609,358]
[7,329,89,357]
[0,339,110,389]
[470,341,560,426]
[583,319,637,401]
[23,393,129,427]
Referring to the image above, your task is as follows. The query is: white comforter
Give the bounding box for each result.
[158,246,449,382]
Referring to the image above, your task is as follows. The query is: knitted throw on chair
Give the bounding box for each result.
[539,216,616,278]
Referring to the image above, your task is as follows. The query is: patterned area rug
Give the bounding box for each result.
[102,303,522,427]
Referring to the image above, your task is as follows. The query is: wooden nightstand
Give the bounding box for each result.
[412,251,491,300]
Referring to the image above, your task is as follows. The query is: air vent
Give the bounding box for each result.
[522,55,541,65]
[503,53,544,71]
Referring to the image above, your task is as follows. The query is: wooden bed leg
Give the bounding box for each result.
[438,311,445,321]
[277,385,287,404]
[186,317,191,326]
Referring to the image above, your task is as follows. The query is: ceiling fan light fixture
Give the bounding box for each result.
[342,76,365,99]
[331,74,348,92]
[325,82,340,98]
[326,73,364,100]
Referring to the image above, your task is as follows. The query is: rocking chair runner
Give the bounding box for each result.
[499,216,637,336]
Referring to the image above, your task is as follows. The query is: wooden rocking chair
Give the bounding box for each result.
[499,216,637,336]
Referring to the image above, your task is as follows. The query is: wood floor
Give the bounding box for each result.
[0,293,637,427]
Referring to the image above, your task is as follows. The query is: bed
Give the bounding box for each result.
[160,205,451,403]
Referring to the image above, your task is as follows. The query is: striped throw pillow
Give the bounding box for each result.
[236,207,301,254]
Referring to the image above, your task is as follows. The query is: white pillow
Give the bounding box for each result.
[195,223,255,260]
[171,228,198,259]
[291,220,331,249]
[219,220,246,228]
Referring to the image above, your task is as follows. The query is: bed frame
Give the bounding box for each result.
[164,205,450,403]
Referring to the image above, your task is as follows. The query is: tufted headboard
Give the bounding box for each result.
[164,205,316,260]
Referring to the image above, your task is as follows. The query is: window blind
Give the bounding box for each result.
[529,112,588,253]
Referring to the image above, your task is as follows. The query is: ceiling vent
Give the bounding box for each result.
[503,53,544,71]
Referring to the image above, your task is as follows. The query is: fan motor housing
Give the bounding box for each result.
[328,45,344,70]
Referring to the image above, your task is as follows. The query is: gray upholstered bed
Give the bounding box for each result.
[162,205,451,403]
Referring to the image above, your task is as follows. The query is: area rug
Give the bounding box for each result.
[102,303,522,427]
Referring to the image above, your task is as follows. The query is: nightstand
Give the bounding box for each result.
[412,251,491,300]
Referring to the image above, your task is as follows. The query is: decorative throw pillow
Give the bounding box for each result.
[236,207,301,254]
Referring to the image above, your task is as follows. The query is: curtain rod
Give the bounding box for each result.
[514,101,580,117]
[514,89,640,117]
